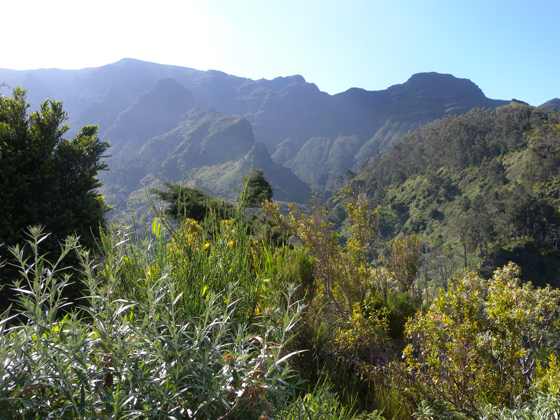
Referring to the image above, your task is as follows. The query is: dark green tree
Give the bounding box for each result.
[240,168,273,208]
[151,183,234,223]
[0,88,110,309]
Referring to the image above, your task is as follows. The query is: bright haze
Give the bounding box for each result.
[3,0,559,106]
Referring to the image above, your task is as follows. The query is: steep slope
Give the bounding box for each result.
[104,77,196,150]
[342,103,560,286]
[101,105,312,214]
[71,86,130,136]
[285,72,508,191]
[540,98,560,111]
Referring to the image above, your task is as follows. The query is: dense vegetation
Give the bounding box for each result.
[338,103,560,287]
[1,89,560,419]
[0,88,110,312]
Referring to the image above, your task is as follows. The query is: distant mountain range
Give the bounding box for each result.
[2,58,556,213]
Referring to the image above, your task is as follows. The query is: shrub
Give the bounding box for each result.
[402,263,560,417]
[278,378,384,420]
[0,226,304,419]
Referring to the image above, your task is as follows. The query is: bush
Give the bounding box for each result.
[0,88,110,312]
[402,263,560,417]
[0,226,304,419]
[278,378,384,420]
[478,393,560,420]
[415,393,560,420]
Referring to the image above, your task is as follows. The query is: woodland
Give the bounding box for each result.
[1,73,560,419]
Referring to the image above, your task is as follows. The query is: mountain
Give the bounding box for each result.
[99,80,312,213]
[540,98,560,111]
[0,59,523,210]
[106,78,197,149]
[277,72,509,190]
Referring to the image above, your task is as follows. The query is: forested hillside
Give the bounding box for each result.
[339,103,560,286]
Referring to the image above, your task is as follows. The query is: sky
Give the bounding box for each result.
[3,0,560,106]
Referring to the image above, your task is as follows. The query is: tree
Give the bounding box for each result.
[0,88,110,308]
[151,182,235,223]
[240,168,273,208]
[388,234,421,293]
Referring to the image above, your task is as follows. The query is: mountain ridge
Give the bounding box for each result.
[1,59,542,212]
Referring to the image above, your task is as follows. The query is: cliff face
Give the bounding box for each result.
[104,77,197,149]
[99,104,312,213]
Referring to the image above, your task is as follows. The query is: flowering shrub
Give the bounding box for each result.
[402,263,560,417]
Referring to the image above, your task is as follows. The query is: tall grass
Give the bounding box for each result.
[97,212,264,322]
[278,377,384,420]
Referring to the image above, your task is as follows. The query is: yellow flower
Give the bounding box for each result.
[254,307,260,316]
[204,242,210,249]
[228,240,234,249]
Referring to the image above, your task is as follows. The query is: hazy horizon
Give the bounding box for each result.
[4,0,560,106]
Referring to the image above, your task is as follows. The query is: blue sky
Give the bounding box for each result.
[3,0,559,105]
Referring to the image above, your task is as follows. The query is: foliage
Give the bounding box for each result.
[245,211,292,247]
[535,354,560,396]
[477,394,560,420]
[0,87,110,310]
[0,225,306,419]
[264,190,423,415]
[0,88,110,249]
[415,394,560,420]
[250,243,316,306]
[278,378,384,420]
[240,168,274,208]
[150,182,235,224]
[263,189,392,317]
[389,234,422,293]
[344,104,560,287]
[402,263,560,417]
[101,213,265,322]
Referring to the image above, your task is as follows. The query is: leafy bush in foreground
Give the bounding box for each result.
[0,226,303,419]
[402,263,560,418]
[478,393,560,420]
[0,87,111,312]
[278,378,384,420]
